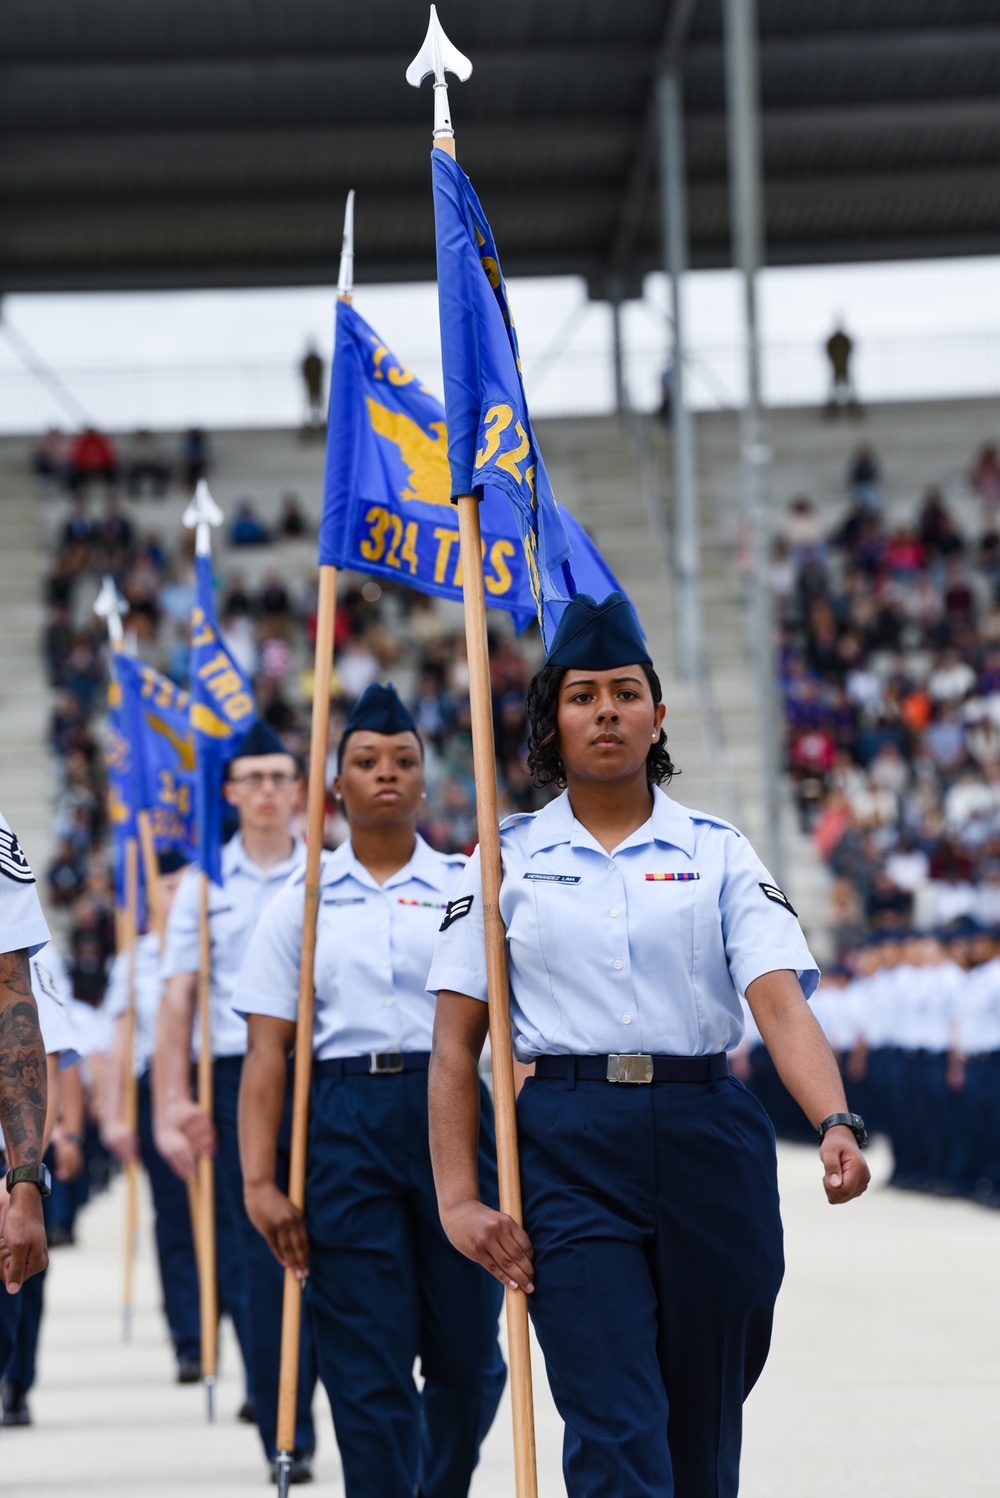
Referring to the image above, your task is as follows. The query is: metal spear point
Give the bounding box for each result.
[93,574,129,645]
[405,5,472,139]
[337,189,356,300]
[182,478,225,557]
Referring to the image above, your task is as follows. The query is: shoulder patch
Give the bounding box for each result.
[0,827,35,884]
[760,882,797,916]
[439,895,474,931]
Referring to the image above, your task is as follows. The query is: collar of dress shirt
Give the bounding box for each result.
[223,831,305,882]
[319,832,450,894]
[526,785,697,859]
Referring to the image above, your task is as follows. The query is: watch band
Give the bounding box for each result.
[5,1162,53,1198]
[816,1112,868,1149]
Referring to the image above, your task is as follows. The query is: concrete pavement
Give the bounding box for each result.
[2,1139,998,1496]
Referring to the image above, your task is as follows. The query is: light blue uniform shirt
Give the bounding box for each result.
[161,833,306,1059]
[104,932,166,1076]
[0,810,50,958]
[955,958,1000,1056]
[30,941,80,1068]
[233,834,466,1061]
[427,786,819,1062]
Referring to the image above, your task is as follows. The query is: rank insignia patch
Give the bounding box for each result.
[760,882,797,916]
[439,895,474,931]
[0,828,34,884]
[645,872,700,881]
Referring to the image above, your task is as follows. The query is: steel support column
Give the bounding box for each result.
[657,66,703,683]
[610,289,627,415]
[723,0,783,882]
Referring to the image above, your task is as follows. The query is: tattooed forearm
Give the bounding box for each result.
[0,950,47,1166]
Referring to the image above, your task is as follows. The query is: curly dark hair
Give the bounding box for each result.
[524,663,677,789]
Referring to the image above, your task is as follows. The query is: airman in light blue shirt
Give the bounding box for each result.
[234,834,465,1058]
[427,784,819,1061]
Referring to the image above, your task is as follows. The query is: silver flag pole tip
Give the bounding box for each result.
[405,5,472,138]
[93,574,129,644]
[182,478,225,557]
[337,189,356,299]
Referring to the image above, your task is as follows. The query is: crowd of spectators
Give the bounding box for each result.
[40,431,549,1011]
[775,440,1000,954]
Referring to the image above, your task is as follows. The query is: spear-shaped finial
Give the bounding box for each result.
[405,5,472,141]
[182,478,225,557]
[337,189,356,301]
[93,574,129,645]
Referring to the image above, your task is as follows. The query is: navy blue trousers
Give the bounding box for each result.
[517,1072,784,1498]
[136,1070,201,1363]
[213,1055,317,1461]
[305,1069,505,1498]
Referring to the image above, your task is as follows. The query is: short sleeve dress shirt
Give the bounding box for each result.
[30,941,80,1067]
[954,958,1000,1056]
[427,786,819,1062]
[0,811,50,958]
[425,790,814,1060]
[104,931,166,1076]
[161,834,306,1058]
[234,835,466,1061]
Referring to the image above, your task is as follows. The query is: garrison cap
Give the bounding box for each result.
[157,848,190,876]
[225,720,289,767]
[544,591,650,670]
[344,682,419,739]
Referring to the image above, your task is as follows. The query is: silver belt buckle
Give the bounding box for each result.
[369,1050,404,1075]
[607,1053,654,1084]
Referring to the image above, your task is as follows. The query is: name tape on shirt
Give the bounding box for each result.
[645,872,700,882]
[523,873,581,884]
[760,882,797,916]
[0,827,34,885]
[439,895,474,931]
[323,896,366,906]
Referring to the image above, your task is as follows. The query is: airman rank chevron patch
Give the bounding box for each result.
[760,882,797,916]
[439,895,474,931]
[0,827,34,884]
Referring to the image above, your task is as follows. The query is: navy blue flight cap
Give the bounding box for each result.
[344,682,419,739]
[544,592,650,670]
[157,847,190,876]
[225,719,289,768]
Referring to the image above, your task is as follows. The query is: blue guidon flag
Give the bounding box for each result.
[319,300,627,637]
[189,554,257,884]
[109,654,199,900]
[431,147,602,646]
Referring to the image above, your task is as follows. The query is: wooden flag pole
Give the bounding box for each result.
[407,15,539,1487]
[273,560,338,1492]
[196,872,219,1420]
[272,190,351,1498]
[121,835,141,1343]
[137,812,202,1269]
[454,487,539,1498]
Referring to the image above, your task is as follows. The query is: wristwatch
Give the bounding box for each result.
[816,1112,868,1149]
[5,1162,53,1198]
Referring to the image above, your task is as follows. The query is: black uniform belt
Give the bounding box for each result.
[533,1052,730,1084]
[313,1051,431,1080]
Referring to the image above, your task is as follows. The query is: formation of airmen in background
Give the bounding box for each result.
[739,922,1000,1207]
